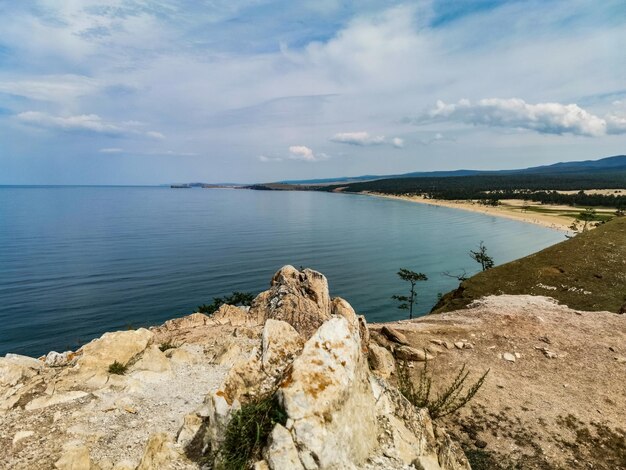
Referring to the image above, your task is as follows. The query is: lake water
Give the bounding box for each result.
[0,186,564,356]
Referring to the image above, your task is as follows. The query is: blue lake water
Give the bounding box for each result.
[0,186,564,356]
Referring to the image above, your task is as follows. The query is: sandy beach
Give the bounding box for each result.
[368,193,576,232]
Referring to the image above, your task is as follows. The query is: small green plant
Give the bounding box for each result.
[197,291,255,315]
[396,357,489,419]
[108,360,127,375]
[218,394,287,470]
[159,341,176,352]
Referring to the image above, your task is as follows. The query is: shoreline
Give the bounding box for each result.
[366,192,574,232]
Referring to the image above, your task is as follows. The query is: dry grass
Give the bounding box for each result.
[432,216,626,314]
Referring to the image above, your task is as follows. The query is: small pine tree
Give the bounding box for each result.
[578,208,597,232]
[197,291,255,315]
[469,241,494,271]
[392,268,428,319]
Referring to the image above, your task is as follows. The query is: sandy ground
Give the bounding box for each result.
[368,193,577,232]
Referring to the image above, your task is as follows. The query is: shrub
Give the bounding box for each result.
[159,341,175,352]
[218,394,287,470]
[397,356,488,419]
[108,360,127,375]
[197,291,255,315]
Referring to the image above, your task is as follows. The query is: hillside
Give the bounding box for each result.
[431,216,626,314]
[279,155,626,186]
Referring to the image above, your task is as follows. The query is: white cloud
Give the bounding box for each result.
[330,131,405,148]
[18,111,124,134]
[99,147,123,153]
[16,111,164,139]
[391,137,404,148]
[606,115,626,135]
[417,98,626,137]
[146,131,166,140]
[330,131,385,146]
[0,74,101,102]
[288,145,329,162]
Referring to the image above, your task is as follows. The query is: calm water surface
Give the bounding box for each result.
[0,187,564,356]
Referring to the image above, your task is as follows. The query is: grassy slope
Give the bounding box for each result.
[431,216,626,314]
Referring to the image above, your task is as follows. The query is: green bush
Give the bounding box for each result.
[218,394,287,470]
[108,360,127,375]
[397,357,488,419]
[197,291,255,315]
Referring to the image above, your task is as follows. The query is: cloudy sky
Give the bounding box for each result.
[1,0,625,185]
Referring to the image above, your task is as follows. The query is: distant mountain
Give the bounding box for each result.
[515,155,626,174]
[278,155,626,185]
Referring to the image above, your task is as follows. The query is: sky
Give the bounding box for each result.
[0,0,625,185]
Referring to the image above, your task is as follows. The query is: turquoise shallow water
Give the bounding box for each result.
[0,186,564,356]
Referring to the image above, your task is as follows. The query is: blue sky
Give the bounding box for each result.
[0,0,625,184]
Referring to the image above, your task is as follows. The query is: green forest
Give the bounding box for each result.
[323,171,626,208]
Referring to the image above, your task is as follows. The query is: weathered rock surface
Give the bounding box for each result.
[250,265,332,337]
[261,319,304,376]
[211,304,256,327]
[368,343,396,378]
[70,328,154,387]
[277,317,378,468]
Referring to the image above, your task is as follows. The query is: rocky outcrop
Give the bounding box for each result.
[250,265,332,337]
[199,267,469,470]
[1,266,472,470]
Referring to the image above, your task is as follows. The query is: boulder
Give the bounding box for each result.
[372,378,440,466]
[332,297,370,352]
[54,441,92,470]
[136,433,184,470]
[212,342,243,366]
[261,319,304,377]
[167,345,203,365]
[395,346,434,362]
[264,424,305,470]
[435,428,471,470]
[212,304,255,327]
[176,413,203,448]
[276,317,378,468]
[381,326,410,345]
[131,346,171,373]
[71,329,153,385]
[129,346,172,384]
[160,312,212,331]
[249,266,332,338]
[368,343,396,378]
[45,351,76,367]
[0,354,42,388]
